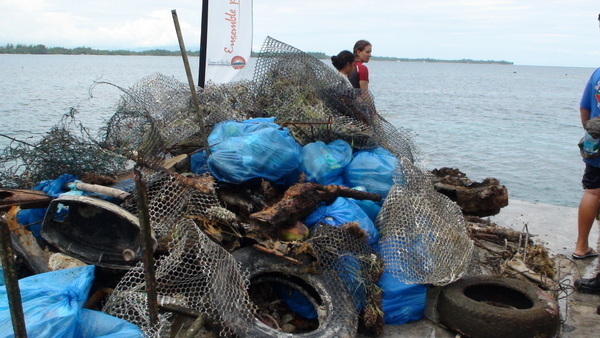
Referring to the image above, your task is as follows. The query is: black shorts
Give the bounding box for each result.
[582,163,600,189]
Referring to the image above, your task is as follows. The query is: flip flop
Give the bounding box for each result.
[572,248,598,260]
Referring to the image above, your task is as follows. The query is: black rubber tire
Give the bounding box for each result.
[231,246,357,337]
[437,275,560,338]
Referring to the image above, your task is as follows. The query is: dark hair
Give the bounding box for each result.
[331,50,355,70]
[353,40,371,57]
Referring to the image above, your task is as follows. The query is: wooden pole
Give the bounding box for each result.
[171,9,211,156]
[133,165,159,326]
[0,218,27,337]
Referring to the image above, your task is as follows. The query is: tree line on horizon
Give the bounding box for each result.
[0,43,513,65]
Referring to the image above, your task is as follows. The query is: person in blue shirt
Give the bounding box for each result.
[574,67,600,260]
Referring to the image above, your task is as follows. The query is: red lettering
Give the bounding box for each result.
[223,9,238,53]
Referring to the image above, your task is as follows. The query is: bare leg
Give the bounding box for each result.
[575,188,600,255]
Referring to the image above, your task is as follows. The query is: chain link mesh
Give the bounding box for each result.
[309,224,384,333]
[103,170,256,337]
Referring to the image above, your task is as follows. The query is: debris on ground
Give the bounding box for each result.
[432,167,509,216]
[0,37,562,337]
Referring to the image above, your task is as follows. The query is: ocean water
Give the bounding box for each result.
[0,54,595,208]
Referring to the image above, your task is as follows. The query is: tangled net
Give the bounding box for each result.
[1,36,473,336]
[0,109,127,188]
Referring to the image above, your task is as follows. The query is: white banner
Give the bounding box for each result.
[205,0,253,84]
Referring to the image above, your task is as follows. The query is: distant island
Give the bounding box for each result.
[0,43,513,65]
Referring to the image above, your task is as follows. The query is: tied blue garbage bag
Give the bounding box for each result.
[190,150,208,174]
[349,198,382,222]
[378,270,427,324]
[0,265,143,337]
[343,147,398,199]
[305,197,379,247]
[299,140,353,185]
[207,120,302,184]
[207,117,281,146]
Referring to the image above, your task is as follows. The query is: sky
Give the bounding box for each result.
[1,0,599,67]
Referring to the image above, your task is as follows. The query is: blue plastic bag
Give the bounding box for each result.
[299,140,352,185]
[337,254,367,311]
[305,197,379,247]
[207,117,280,146]
[0,265,143,337]
[0,265,142,337]
[379,270,427,324]
[343,147,397,199]
[190,150,208,174]
[207,122,302,184]
[16,173,79,238]
[78,309,144,337]
[276,285,317,320]
[349,199,382,222]
[33,173,79,198]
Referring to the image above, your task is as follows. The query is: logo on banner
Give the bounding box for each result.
[231,56,246,69]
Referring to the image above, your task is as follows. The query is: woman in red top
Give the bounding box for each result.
[348,40,372,90]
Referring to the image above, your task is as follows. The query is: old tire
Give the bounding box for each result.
[437,275,560,338]
[232,246,357,337]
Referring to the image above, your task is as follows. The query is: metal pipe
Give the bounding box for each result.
[0,218,27,337]
[198,0,209,88]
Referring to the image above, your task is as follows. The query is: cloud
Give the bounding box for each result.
[0,0,598,66]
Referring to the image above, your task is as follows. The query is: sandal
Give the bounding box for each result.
[572,248,598,260]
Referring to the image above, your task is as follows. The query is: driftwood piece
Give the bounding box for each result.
[4,206,50,274]
[505,258,558,290]
[70,182,131,200]
[249,182,381,237]
[470,225,533,245]
[172,173,215,195]
[432,167,508,216]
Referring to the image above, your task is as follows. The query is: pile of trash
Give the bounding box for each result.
[0,37,475,337]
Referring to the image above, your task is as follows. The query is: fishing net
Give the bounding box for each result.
[102,170,257,337]
[1,36,474,336]
[378,157,474,285]
[309,223,384,334]
[0,109,127,188]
